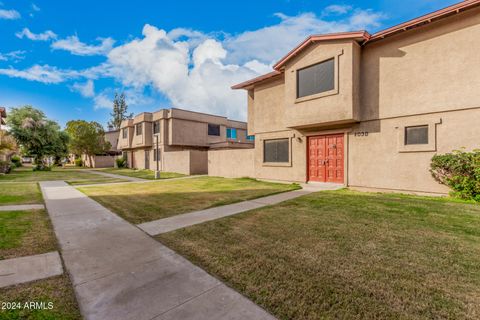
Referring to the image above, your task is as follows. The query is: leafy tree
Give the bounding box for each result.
[0,130,17,155]
[65,120,111,167]
[7,106,68,169]
[108,92,132,130]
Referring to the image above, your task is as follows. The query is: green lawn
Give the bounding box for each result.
[0,210,57,260]
[158,190,480,320]
[0,183,43,205]
[79,177,300,224]
[67,177,128,186]
[96,168,185,180]
[0,167,114,182]
[0,275,81,319]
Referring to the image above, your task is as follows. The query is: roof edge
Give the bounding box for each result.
[231,71,282,90]
[367,0,480,43]
[273,31,370,70]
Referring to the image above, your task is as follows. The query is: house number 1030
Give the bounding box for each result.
[354,131,369,137]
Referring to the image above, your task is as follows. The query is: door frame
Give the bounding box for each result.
[306,132,346,184]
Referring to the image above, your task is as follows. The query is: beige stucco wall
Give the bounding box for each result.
[283,40,359,128]
[81,155,115,168]
[162,150,207,175]
[189,150,208,174]
[208,149,255,178]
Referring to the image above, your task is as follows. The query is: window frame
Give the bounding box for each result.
[122,128,128,139]
[396,119,441,153]
[226,128,237,140]
[263,138,290,165]
[135,123,142,136]
[153,121,160,135]
[208,123,221,136]
[404,125,429,145]
[296,58,335,99]
[294,52,342,104]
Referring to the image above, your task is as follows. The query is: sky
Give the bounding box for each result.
[0,0,460,128]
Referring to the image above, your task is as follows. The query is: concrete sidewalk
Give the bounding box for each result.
[138,183,343,235]
[0,204,45,211]
[0,251,63,288]
[83,169,145,182]
[40,181,275,320]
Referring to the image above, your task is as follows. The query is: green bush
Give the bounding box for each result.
[116,157,126,168]
[11,155,22,167]
[430,149,480,201]
[0,160,13,173]
[75,158,83,167]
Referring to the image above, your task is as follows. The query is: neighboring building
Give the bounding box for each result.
[0,107,5,129]
[117,108,253,174]
[230,0,480,195]
[0,107,14,164]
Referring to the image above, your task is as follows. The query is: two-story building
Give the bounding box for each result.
[117,108,253,174]
[231,0,480,195]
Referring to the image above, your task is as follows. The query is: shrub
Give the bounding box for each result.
[430,149,480,201]
[0,160,13,174]
[11,155,22,167]
[116,157,126,168]
[75,158,83,167]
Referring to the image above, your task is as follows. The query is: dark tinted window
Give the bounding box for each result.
[208,124,220,136]
[264,139,289,163]
[153,121,160,134]
[136,123,142,136]
[405,126,428,145]
[297,58,335,98]
[122,128,127,139]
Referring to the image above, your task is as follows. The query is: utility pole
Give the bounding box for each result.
[154,134,160,179]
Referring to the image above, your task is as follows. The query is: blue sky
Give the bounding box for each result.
[0,0,459,128]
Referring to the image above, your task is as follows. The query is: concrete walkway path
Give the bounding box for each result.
[0,204,45,211]
[138,183,343,235]
[83,169,145,182]
[0,251,63,288]
[40,181,275,320]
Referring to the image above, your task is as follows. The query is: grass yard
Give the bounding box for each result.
[0,167,114,182]
[158,190,480,320]
[0,183,42,205]
[0,209,56,260]
[66,177,128,186]
[0,275,81,319]
[79,177,300,224]
[96,168,185,180]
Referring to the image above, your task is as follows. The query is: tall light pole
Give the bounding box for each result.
[154,134,160,179]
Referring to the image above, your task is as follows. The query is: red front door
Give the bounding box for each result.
[308,134,344,183]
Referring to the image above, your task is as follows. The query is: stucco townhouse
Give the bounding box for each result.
[117,108,253,175]
[225,0,480,195]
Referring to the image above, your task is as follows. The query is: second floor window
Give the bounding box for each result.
[136,123,142,136]
[153,121,160,134]
[226,128,237,139]
[297,58,335,98]
[122,128,128,139]
[208,124,220,136]
[246,135,255,141]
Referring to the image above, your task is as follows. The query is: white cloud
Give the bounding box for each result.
[16,28,57,41]
[0,6,386,120]
[71,80,95,98]
[0,9,20,19]
[323,5,353,15]
[32,3,40,11]
[0,50,26,62]
[0,65,80,84]
[51,36,115,56]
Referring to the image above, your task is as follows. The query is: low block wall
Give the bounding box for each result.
[163,150,208,175]
[82,155,115,168]
[208,149,255,178]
